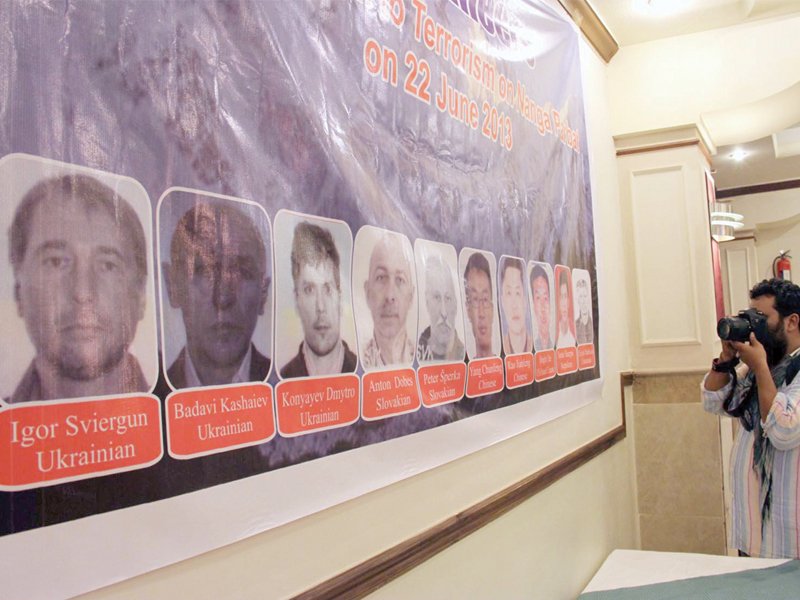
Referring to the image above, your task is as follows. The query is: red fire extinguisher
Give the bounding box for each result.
[774,251,792,281]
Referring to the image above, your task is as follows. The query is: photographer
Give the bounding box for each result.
[703,278,800,558]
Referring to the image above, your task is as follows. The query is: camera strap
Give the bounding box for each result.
[722,369,750,423]
[786,352,800,386]
[722,353,800,424]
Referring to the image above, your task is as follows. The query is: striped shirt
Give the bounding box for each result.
[702,366,800,558]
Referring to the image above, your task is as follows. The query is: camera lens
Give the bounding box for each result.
[717,316,752,342]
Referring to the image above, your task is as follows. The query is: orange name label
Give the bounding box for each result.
[362,369,421,420]
[275,374,359,436]
[578,344,596,370]
[0,395,162,490]
[534,350,556,381]
[466,356,504,397]
[505,353,534,388]
[556,347,578,374]
[166,384,275,459]
[418,363,466,407]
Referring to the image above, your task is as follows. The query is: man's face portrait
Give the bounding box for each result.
[278,214,356,378]
[364,235,414,341]
[165,202,269,374]
[500,263,526,337]
[465,266,493,353]
[532,274,551,339]
[750,294,790,367]
[424,258,457,356]
[14,189,145,381]
[577,279,590,321]
[295,256,341,356]
[559,280,570,327]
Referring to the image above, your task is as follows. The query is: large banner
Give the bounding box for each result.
[0,0,599,595]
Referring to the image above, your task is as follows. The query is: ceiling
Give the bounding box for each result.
[588,0,800,47]
[712,128,800,190]
[587,0,800,192]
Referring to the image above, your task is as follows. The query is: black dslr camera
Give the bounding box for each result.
[717,308,768,345]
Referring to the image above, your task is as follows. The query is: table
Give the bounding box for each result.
[581,549,789,597]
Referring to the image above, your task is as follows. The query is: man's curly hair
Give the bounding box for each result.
[750,278,800,318]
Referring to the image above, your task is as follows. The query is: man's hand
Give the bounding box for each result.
[731,333,768,371]
[720,340,737,362]
[733,333,776,420]
[705,340,741,392]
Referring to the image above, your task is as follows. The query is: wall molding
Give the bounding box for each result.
[716,178,800,199]
[614,125,715,165]
[639,338,703,348]
[293,378,628,599]
[617,139,712,165]
[625,367,707,377]
[723,244,756,315]
[628,165,703,349]
[557,0,618,63]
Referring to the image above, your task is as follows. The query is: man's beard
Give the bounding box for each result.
[764,322,788,368]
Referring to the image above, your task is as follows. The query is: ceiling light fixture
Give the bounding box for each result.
[729,148,749,162]
[710,202,745,242]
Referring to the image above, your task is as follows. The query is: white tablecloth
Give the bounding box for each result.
[583,549,788,593]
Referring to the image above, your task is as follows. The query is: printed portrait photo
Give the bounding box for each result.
[158,189,273,390]
[459,248,501,360]
[0,153,158,403]
[554,265,576,349]
[414,239,466,364]
[572,268,594,345]
[529,261,555,352]
[498,255,533,356]
[273,210,357,379]
[353,226,418,371]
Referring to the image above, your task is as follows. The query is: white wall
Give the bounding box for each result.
[752,220,800,280]
[732,189,800,280]
[732,188,800,230]
[76,20,638,600]
[371,445,635,599]
[606,14,800,140]
[606,12,800,372]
